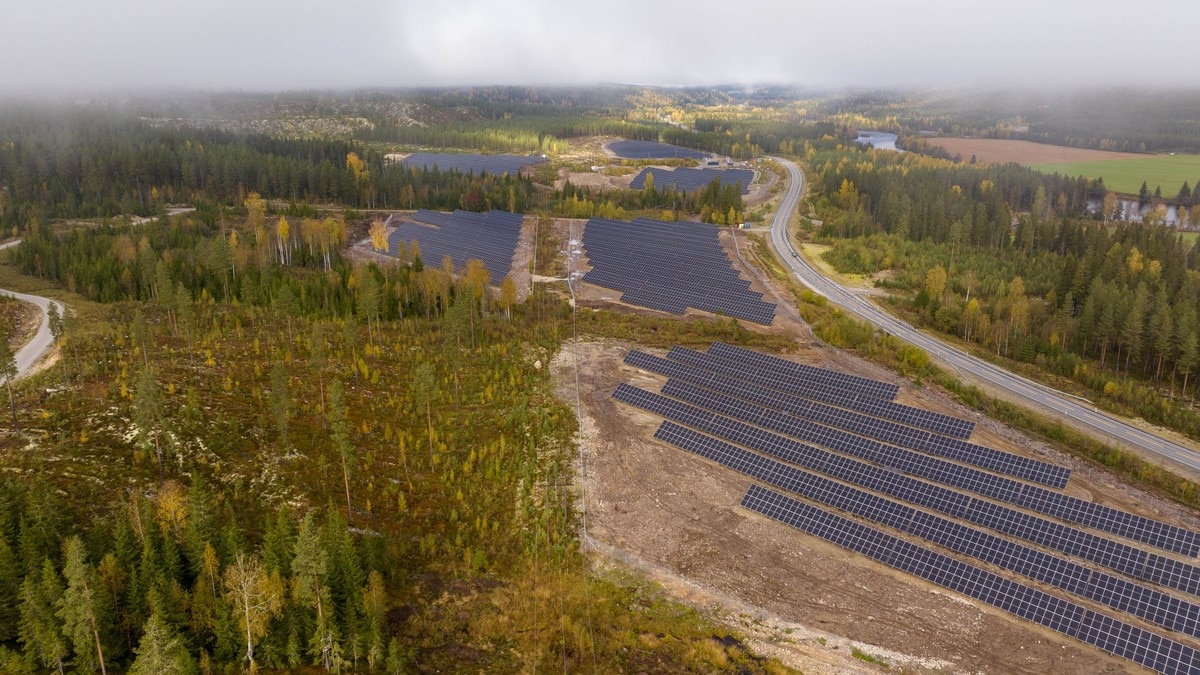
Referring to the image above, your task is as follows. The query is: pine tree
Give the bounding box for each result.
[129,613,197,675]
[0,536,20,641]
[19,558,66,674]
[362,570,387,669]
[292,513,342,670]
[133,366,166,478]
[57,537,108,675]
[327,379,356,523]
[1121,283,1149,378]
[411,362,437,464]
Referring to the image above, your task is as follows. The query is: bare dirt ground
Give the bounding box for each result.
[551,234,1200,672]
[925,138,1142,165]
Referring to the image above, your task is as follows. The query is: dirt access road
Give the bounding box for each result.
[0,240,62,380]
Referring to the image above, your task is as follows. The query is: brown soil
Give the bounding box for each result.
[925,138,1142,165]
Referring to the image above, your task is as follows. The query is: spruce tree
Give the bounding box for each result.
[129,612,197,675]
[56,537,107,674]
[19,558,66,674]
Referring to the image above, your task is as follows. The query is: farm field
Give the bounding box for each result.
[924,137,1200,195]
[924,137,1142,164]
[1030,153,1200,195]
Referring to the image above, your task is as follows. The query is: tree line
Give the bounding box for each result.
[808,141,1200,441]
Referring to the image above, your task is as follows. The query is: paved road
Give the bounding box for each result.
[765,156,1200,475]
[0,239,62,381]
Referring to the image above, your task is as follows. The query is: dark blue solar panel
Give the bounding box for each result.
[742,484,1200,675]
[400,152,545,176]
[384,209,521,285]
[630,167,755,195]
[608,140,709,160]
[581,217,776,325]
[612,382,1199,556]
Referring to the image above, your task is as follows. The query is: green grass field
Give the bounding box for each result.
[1029,154,1200,196]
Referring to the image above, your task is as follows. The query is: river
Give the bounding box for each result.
[855,131,901,152]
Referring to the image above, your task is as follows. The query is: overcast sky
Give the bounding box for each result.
[2,0,1198,91]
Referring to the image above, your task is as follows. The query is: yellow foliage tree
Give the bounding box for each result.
[369,219,389,253]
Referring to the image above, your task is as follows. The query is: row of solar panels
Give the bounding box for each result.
[658,422,1200,643]
[709,341,900,400]
[660,345,976,440]
[411,209,525,231]
[630,349,1061,487]
[630,166,754,195]
[608,139,710,160]
[399,152,546,176]
[615,380,1196,556]
[384,209,522,285]
[580,217,777,325]
[743,485,1200,675]
[614,344,1200,672]
[652,410,1200,599]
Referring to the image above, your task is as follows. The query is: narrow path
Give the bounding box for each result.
[0,239,62,380]
[765,155,1200,475]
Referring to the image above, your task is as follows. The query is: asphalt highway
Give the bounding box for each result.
[0,239,62,381]
[765,156,1200,475]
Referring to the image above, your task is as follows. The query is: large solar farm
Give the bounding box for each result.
[362,138,1200,673]
[560,335,1200,674]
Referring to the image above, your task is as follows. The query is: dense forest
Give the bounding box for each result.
[806,141,1200,440]
[0,105,773,230]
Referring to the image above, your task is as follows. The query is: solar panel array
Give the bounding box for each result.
[580,217,776,324]
[385,209,523,285]
[743,484,1200,675]
[400,152,546,176]
[614,381,1198,556]
[634,352,1068,488]
[653,409,1200,598]
[611,342,1200,672]
[627,350,1065,488]
[663,346,976,439]
[709,341,900,399]
[630,167,755,195]
[656,422,1200,641]
[608,140,709,160]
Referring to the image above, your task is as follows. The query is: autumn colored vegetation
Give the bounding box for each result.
[804,141,1200,443]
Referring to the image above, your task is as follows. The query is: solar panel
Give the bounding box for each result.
[580,217,776,325]
[707,342,901,400]
[657,422,1200,640]
[608,140,710,160]
[630,167,755,195]
[665,346,976,439]
[612,383,1200,556]
[384,209,522,285]
[742,484,1200,675]
[399,152,546,176]
[624,349,1067,488]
